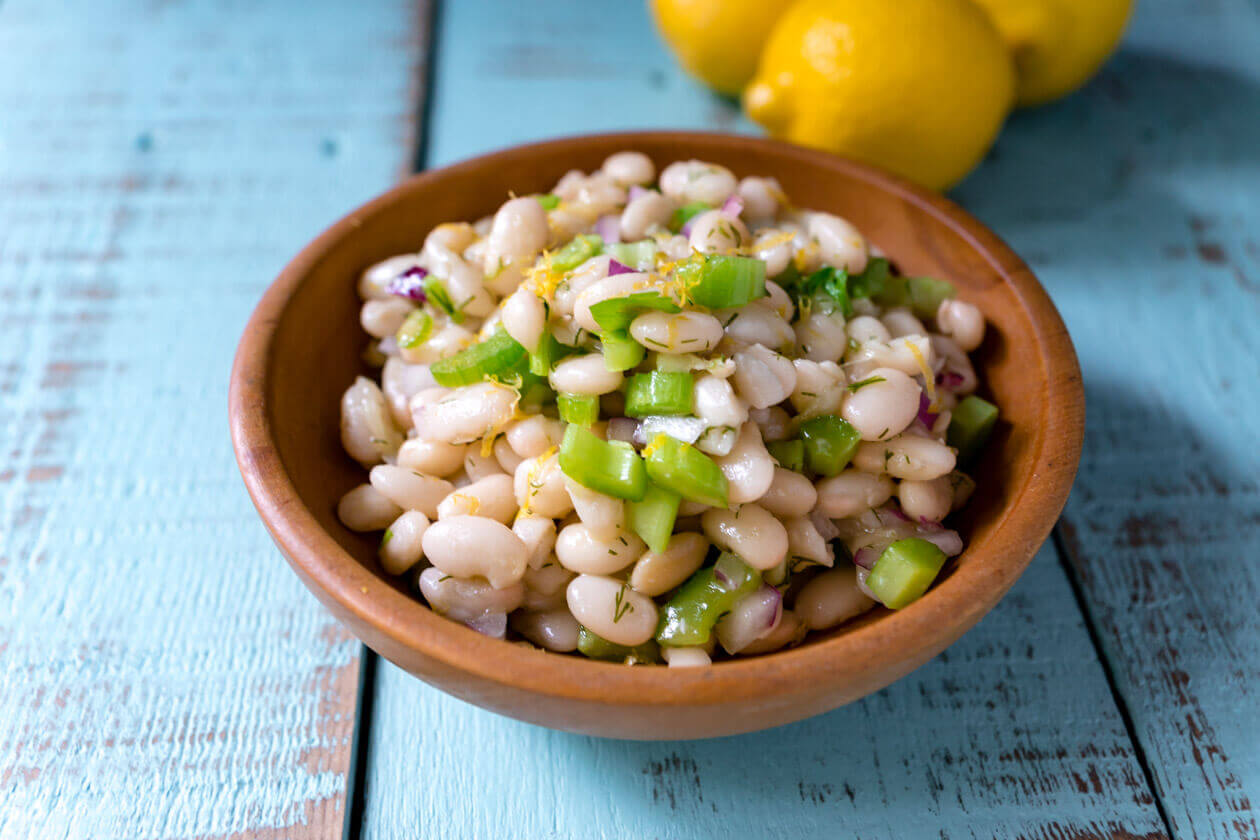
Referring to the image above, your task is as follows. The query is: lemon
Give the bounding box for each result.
[970,0,1132,106]
[650,0,794,97]
[743,0,1015,191]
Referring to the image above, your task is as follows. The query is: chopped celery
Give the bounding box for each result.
[656,553,760,647]
[557,392,599,427]
[766,439,805,472]
[799,415,861,477]
[589,291,681,333]
[625,371,693,417]
[577,626,660,663]
[607,240,659,271]
[642,433,728,508]
[529,331,570,376]
[395,309,433,349]
[669,201,712,232]
[558,425,648,501]
[549,234,603,273]
[535,193,561,211]
[674,254,766,308]
[947,396,999,463]
[600,331,646,372]
[430,328,527,387]
[422,277,465,323]
[866,538,947,609]
[848,257,890,300]
[875,274,956,319]
[628,483,681,554]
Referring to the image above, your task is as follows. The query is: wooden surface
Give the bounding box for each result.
[1,0,1257,837]
[0,1,425,838]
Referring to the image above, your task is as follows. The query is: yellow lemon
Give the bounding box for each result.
[970,0,1132,106]
[650,0,794,97]
[743,0,1015,191]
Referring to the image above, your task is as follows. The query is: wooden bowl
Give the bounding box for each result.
[230,132,1083,740]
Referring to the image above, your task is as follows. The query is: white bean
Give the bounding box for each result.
[754,230,794,278]
[785,515,834,567]
[439,258,495,318]
[701,504,788,571]
[758,468,818,518]
[737,176,781,222]
[437,473,517,523]
[337,483,402,532]
[795,309,849,362]
[881,307,926,338]
[359,254,421,300]
[795,566,875,631]
[714,421,776,505]
[721,302,794,350]
[486,196,548,264]
[630,310,724,354]
[555,523,645,575]
[463,445,506,481]
[897,476,954,523]
[688,209,748,254]
[658,160,737,205]
[789,359,846,419]
[763,280,796,322]
[693,373,747,429]
[808,212,868,274]
[850,335,935,377]
[506,415,565,458]
[381,358,436,429]
[619,191,675,241]
[564,477,625,541]
[662,647,712,668]
[501,287,546,351]
[401,322,476,365]
[602,151,655,186]
[552,255,611,316]
[380,510,429,575]
[629,532,709,596]
[521,560,576,611]
[841,367,922,441]
[513,516,558,569]
[341,376,403,466]
[359,297,414,339]
[396,438,466,478]
[740,609,803,655]
[847,315,891,345]
[730,343,796,409]
[814,469,896,518]
[417,567,524,621]
[369,464,453,518]
[749,406,792,442]
[853,434,957,480]
[549,352,623,396]
[566,574,658,646]
[493,436,524,474]
[513,452,573,518]
[511,608,580,652]
[572,272,653,332]
[422,515,528,589]
[411,381,518,444]
[936,299,985,352]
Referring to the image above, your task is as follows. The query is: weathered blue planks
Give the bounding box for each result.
[359,2,1167,837]
[954,3,1260,835]
[0,1,425,837]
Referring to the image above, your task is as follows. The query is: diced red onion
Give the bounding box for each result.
[595,214,621,244]
[715,585,782,655]
[920,528,964,557]
[628,185,649,202]
[936,371,965,390]
[853,546,879,570]
[917,516,943,532]
[465,611,507,639]
[917,392,938,428]
[719,194,744,219]
[713,553,745,591]
[607,258,635,276]
[377,335,399,356]
[882,504,911,522]
[680,216,698,237]
[639,415,706,445]
[607,417,640,446]
[385,265,428,301]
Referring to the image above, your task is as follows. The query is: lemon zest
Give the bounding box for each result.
[906,340,938,411]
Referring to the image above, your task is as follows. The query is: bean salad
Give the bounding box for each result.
[337,152,999,666]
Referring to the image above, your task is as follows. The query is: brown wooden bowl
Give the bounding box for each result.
[230,131,1083,740]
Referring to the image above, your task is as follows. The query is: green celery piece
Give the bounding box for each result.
[625,371,693,417]
[866,538,947,609]
[422,276,464,323]
[557,392,599,427]
[600,331,646,372]
[766,439,805,472]
[429,328,527,387]
[577,626,660,663]
[875,274,956,319]
[529,331,570,376]
[558,425,648,501]
[627,483,682,554]
[395,309,433,349]
[799,415,861,477]
[549,234,603,273]
[642,433,728,508]
[947,396,999,463]
[668,201,712,232]
[798,266,853,318]
[656,553,760,647]
[589,291,681,333]
[535,194,561,211]
[848,257,890,300]
[674,254,766,308]
[607,240,659,271]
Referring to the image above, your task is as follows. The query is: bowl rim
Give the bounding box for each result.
[230,130,1084,708]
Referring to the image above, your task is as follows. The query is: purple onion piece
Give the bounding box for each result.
[385,265,429,301]
[917,391,938,428]
[920,528,964,557]
[853,546,879,570]
[719,194,745,219]
[595,214,621,244]
[713,553,746,591]
[882,504,911,522]
[607,417,640,447]
[680,216,698,237]
[715,584,783,655]
[607,258,635,276]
[917,516,944,532]
[628,185,649,202]
[465,611,507,639]
[936,371,965,390]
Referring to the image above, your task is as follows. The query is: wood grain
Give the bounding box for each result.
[356,0,1163,835]
[0,1,425,837]
[953,5,1260,836]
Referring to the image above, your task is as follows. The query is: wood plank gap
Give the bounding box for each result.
[1053,525,1176,840]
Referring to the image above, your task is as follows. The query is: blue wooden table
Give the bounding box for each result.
[1,1,1256,838]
